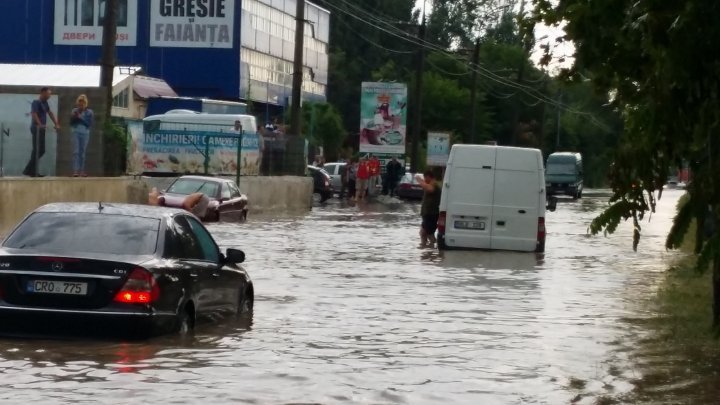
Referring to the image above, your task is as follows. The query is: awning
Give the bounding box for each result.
[133,76,177,99]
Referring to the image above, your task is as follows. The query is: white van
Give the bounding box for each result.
[437,144,547,252]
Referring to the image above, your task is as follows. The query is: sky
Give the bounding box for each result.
[412,0,575,73]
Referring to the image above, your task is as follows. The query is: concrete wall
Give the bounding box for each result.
[0,85,109,177]
[0,175,312,237]
[0,177,148,237]
[143,176,314,214]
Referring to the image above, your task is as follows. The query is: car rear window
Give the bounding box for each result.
[167,179,219,196]
[3,212,160,256]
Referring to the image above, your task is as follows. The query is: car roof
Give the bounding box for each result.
[34,202,187,219]
[173,175,226,183]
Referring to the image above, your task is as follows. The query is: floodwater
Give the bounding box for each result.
[0,189,689,404]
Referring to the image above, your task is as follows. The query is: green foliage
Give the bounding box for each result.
[302,102,347,161]
[534,0,720,256]
[103,121,128,176]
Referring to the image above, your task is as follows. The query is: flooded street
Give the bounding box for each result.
[0,189,687,404]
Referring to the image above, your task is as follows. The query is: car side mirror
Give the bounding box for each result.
[225,248,245,264]
[547,196,558,212]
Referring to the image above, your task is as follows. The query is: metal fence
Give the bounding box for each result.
[126,120,307,178]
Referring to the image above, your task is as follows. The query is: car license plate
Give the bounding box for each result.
[455,220,485,230]
[27,280,88,295]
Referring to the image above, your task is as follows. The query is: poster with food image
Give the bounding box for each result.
[127,120,260,175]
[359,82,407,154]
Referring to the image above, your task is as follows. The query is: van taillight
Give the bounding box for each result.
[537,217,546,245]
[113,268,159,304]
[438,211,447,233]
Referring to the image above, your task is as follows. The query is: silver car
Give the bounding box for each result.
[322,162,347,192]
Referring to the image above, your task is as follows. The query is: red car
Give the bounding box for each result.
[159,176,248,222]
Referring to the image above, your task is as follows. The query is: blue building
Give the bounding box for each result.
[0,0,329,107]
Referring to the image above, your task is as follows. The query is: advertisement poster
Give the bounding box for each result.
[0,95,58,176]
[54,0,138,46]
[127,120,260,176]
[427,132,451,167]
[150,0,235,48]
[359,82,407,155]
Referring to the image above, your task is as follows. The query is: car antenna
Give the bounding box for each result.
[98,201,104,212]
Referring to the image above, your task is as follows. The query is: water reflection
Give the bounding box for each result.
[0,189,687,403]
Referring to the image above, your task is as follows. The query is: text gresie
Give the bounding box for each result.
[159,0,227,18]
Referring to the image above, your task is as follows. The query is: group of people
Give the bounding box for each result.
[331,155,404,201]
[24,87,94,177]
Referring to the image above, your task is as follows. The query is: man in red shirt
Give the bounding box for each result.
[355,156,371,201]
[368,155,381,196]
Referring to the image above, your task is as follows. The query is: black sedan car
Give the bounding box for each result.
[0,203,254,338]
[307,165,334,203]
[396,173,424,200]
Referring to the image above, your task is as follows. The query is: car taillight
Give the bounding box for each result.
[399,183,411,189]
[438,211,447,233]
[537,217,546,245]
[113,267,159,304]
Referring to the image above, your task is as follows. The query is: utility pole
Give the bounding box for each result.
[510,0,527,146]
[468,38,481,144]
[100,0,118,124]
[290,0,306,136]
[410,10,427,173]
[555,91,562,150]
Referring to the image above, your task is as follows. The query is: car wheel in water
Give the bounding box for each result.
[176,305,195,335]
[438,234,448,250]
[238,287,254,318]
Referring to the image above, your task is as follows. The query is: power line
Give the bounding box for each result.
[323,0,615,133]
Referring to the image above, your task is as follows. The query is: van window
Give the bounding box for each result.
[546,163,576,175]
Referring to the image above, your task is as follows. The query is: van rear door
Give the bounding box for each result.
[491,148,543,252]
[443,146,496,249]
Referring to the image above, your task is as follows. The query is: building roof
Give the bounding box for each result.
[0,64,141,88]
[133,75,177,99]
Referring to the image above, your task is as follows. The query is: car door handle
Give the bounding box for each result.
[190,273,199,279]
[211,272,220,278]
[518,210,526,214]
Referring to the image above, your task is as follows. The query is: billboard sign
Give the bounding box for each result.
[127,121,260,176]
[359,82,407,155]
[54,0,138,46]
[150,0,235,48]
[427,132,451,166]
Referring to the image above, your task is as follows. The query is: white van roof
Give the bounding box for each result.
[143,112,257,132]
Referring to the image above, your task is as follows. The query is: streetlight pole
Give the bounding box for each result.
[410,8,427,173]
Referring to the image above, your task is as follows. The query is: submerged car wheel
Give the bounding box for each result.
[238,286,254,317]
[176,303,195,335]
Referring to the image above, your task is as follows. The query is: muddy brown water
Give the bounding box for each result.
[0,190,689,404]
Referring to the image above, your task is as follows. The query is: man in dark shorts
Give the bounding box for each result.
[24,87,60,177]
[416,170,442,246]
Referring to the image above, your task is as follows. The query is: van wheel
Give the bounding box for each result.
[577,190,583,199]
[438,234,448,251]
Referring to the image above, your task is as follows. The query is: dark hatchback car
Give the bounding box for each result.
[160,176,249,222]
[0,203,254,338]
[396,173,424,200]
[307,165,333,203]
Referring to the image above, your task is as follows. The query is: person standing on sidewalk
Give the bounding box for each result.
[70,94,93,177]
[24,87,60,177]
[416,170,442,246]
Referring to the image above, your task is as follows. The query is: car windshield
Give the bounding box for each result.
[546,163,576,175]
[167,179,219,196]
[3,212,160,256]
[401,173,419,184]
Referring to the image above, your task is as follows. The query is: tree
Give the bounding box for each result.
[302,102,347,161]
[533,0,720,325]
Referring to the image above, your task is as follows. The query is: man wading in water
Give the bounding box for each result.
[416,170,442,247]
